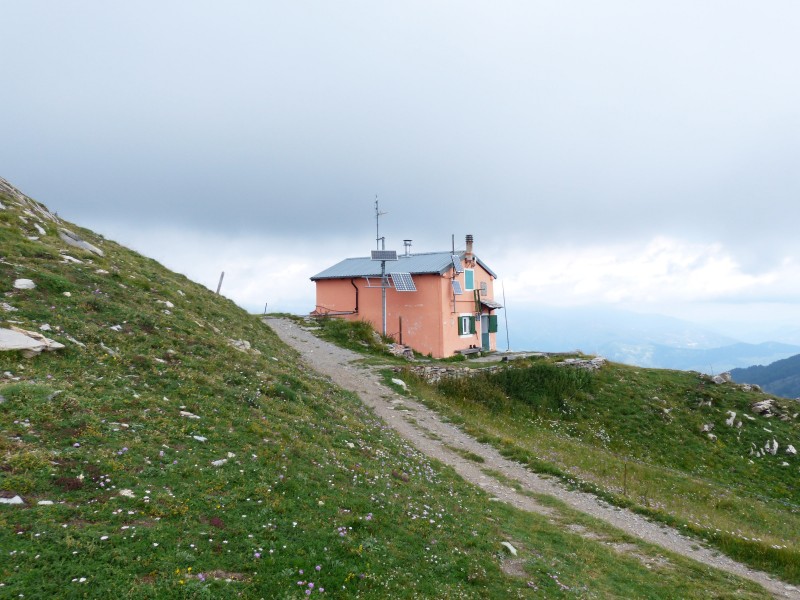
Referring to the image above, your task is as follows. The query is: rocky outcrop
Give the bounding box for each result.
[58,228,104,257]
[0,326,65,358]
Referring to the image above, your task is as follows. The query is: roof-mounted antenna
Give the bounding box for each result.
[375,196,388,250]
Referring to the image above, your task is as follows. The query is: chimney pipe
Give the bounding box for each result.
[465,234,474,262]
[403,239,412,256]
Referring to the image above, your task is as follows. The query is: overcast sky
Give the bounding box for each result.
[3,2,800,342]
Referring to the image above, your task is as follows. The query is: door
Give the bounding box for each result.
[481,314,490,350]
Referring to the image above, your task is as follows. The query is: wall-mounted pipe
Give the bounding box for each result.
[350,278,359,313]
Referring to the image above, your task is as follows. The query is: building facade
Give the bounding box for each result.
[310,236,502,358]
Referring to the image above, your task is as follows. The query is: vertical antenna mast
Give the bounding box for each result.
[375,196,388,250]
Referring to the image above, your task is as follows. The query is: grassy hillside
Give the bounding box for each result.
[732,353,800,399]
[395,354,800,583]
[0,180,777,598]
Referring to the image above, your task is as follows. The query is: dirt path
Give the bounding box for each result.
[266,317,799,599]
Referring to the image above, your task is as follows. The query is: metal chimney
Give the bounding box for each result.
[465,234,474,261]
[403,239,412,256]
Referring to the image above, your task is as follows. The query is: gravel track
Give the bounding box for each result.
[266,317,799,599]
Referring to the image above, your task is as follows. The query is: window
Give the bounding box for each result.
[464,269,474,291]
[458,315,476,336]
[480,281,488,296]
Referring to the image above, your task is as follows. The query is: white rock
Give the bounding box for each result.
[725,411,737,427]
[63,291,72,297]
[61,255,82,264]
[40,324,52,331]
[59,228,104,256]
[37,500,54,505]
[0,327,65,358]
[500,541,518,556]
[180,410,200,419]
[787,445,797,456]
[1,302,18,312]
[211,459,228,467]
[701,423,714,433]
[109,325,123,332]
[707,433,717,441]
[391,378,408,390]
[95,269,109,275]
[0,495,24,505]
[782,462,790,467]
[193,435,208,442]
[13,279,36,290]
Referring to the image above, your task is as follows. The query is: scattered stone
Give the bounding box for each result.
[765,439,778,456]
[500,541,518,556]
[707,433,717,441]
[782,462,790,467]
[751,399,775,416]
[228,339,261,354]
[725,411,737,427]
[787,445,797,456]
[63,291,72,297]
[37,500,54,505]
[109,325,123,332]
[180,410,201,419]
[0,495,24,505]
[100,342,118,357]
[64,334,85,348]
[388,343,415,359]
[701,423,714,433]
[193,435,208,442]
[13,278,36,290]
[211,458,228,467]
[61,255,83,264]
[1,302,18,312]
[95,269,109,275]
[59,228,104,256]
[391,378,408,390]
[556,356,606,371]
[0,326,65,358]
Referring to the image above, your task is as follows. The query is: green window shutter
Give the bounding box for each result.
[458,316,465,336]
[469,316,476,334]
[488,314,498,333]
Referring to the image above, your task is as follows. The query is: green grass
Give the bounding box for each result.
[0,186,777,598]
[395,357,800,584]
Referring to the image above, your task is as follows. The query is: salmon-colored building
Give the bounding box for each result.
[310,235,502,358]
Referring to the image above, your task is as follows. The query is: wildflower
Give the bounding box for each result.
[254,552,261,559]
[315,565,321,572]
[197,573,206,582]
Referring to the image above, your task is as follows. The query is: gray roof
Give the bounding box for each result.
[311,251,497,280]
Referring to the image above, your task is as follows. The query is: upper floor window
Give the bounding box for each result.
[464,269,474,291]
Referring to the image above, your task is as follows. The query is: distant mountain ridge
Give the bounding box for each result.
[510,306,800,373]
[731,354,800,399]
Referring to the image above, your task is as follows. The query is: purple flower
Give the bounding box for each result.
[254,552,261,559]
[73,442,80,448]
[315,565,321,572]
[197,573,206,582]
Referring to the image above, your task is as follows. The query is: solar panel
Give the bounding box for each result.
[390,272,417,292]
[371,250,398,261]
[451,255,464,273]
[451,280,463,295]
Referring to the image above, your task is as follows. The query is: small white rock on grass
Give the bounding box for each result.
[500,541,518,556]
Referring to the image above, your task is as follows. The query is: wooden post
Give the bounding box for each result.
[399,316,403,345]
[216,271,225,295]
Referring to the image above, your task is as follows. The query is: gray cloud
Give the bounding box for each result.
[4,1,800,270]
